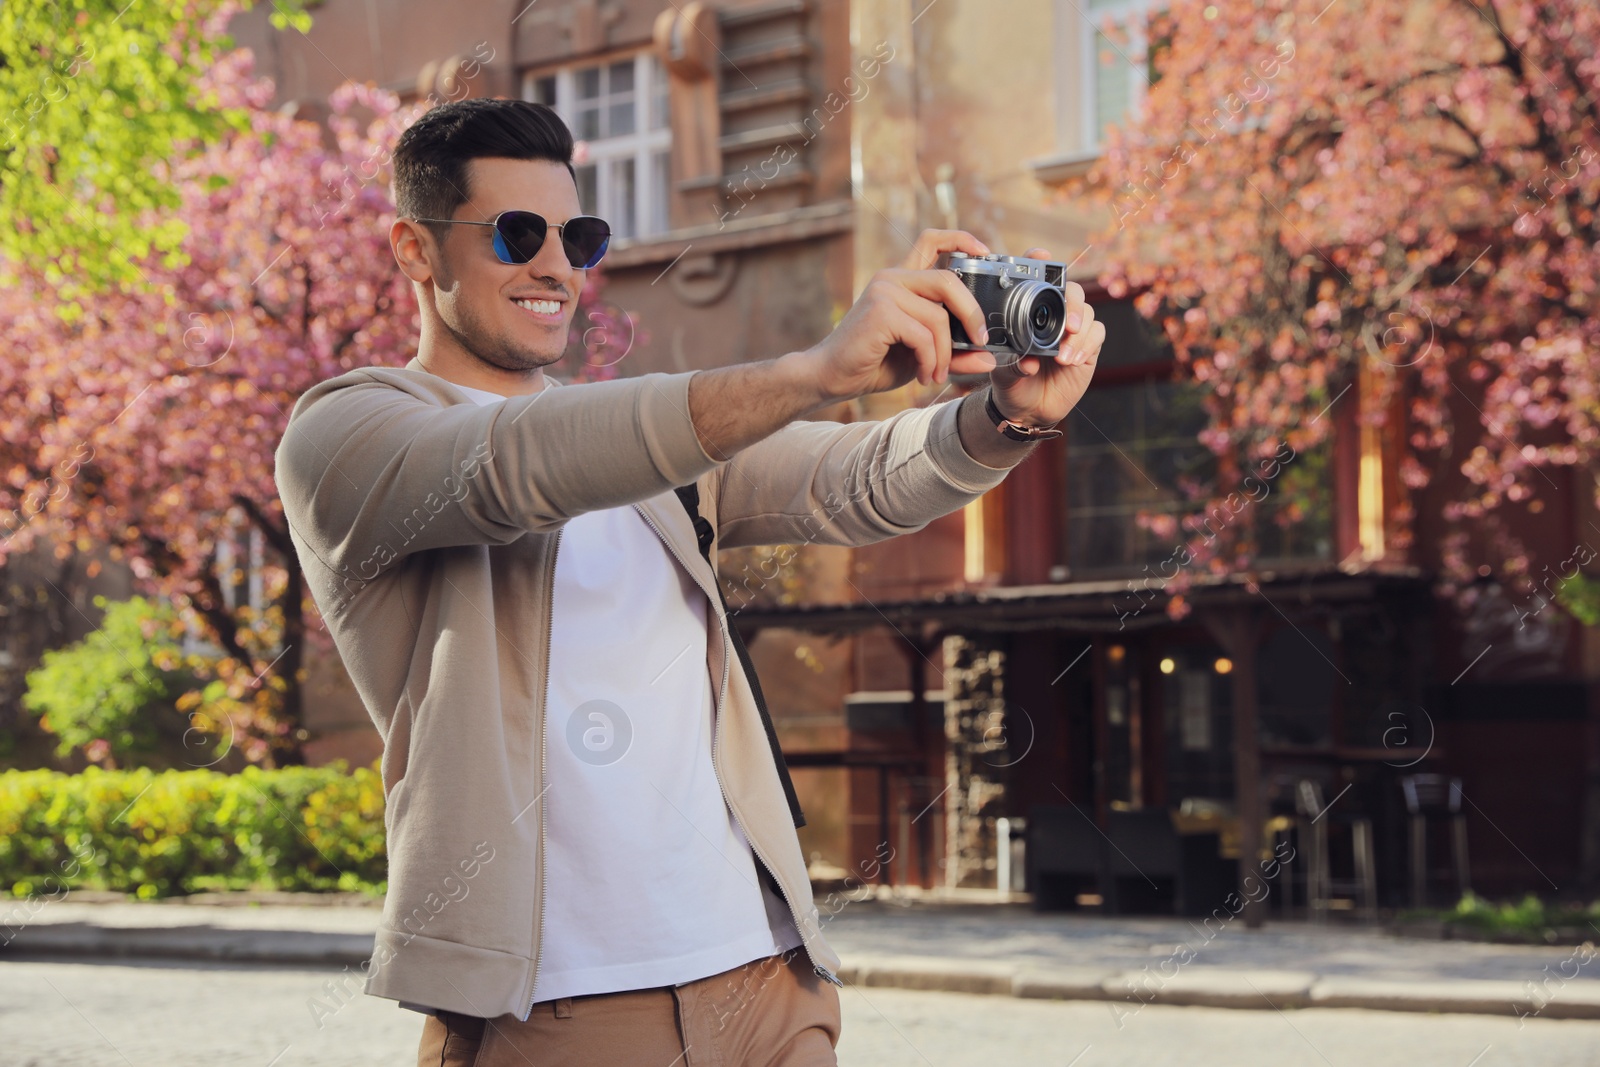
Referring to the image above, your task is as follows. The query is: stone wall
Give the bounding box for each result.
[942,633,1012,889]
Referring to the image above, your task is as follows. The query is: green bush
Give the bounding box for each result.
[0,760,387,898]
[1396,891,1600,942]
[1557,572,1600,627]
[22,596,198,764]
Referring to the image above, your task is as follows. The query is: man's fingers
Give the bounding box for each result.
[889,285,955,383]
[893,316,939,386]
[899,228,990,271]
[950,350,998,375]
[1062,280,1089,340]
[883,308,940,388]
[1054,307,1100,365]
[884,268,989,351]
[1054,299,1095,360]
[1042,318,1105,371]
[1061,319,1106,366]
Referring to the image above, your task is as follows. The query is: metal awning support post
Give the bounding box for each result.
[897,627,939,888]
[1202,604,1267,929]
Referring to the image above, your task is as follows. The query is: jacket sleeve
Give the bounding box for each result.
[275,370,720,582]
[710,392,1022,550]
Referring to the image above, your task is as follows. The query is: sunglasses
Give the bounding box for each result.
[410,210,611,269]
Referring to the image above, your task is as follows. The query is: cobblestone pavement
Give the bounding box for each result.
[2,957,1598,1067]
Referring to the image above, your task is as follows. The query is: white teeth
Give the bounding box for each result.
[514,298,561,315]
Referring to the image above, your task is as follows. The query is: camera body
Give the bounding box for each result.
[935,251,1071,358]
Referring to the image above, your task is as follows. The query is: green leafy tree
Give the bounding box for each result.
[0,0,308,314]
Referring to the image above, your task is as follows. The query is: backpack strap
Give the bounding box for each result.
[674,482,807,830]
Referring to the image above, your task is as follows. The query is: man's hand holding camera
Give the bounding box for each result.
[797,229,1103,456]
[687,229,1102,465]
[986,245,1102,432]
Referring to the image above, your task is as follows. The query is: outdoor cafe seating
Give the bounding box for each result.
[1027,800,1239,916]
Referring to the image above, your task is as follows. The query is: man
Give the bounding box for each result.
[275,98,1101,1067]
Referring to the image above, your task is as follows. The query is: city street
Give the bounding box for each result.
[6,4,1600,1067]
[3,957,1598,1066]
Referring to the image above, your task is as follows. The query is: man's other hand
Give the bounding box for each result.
[987,246,1103,430]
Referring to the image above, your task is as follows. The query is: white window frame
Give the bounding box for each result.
[1077,0,1159,156]
[184,506,273,659]
[522,52,672,242]
[215,508,265,615]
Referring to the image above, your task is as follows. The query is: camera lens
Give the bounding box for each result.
[1003,281,1067,355]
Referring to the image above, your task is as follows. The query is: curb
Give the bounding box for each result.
[20,890,384,908]
[2,925,376,967]
[833,955,1600,1020]
[6,926,1599,1020]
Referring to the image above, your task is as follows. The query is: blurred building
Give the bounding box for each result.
[224,0,1599,912]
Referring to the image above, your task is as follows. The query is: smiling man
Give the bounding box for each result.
[275,98,1102,1067]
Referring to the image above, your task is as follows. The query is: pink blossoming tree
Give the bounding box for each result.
[1073,0,1600,618]
[2,43,636,765]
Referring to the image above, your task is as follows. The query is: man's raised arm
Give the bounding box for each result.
[697,230,1105,550]
[276,229,1101,588]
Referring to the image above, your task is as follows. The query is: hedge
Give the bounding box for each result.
[0,759,387,899]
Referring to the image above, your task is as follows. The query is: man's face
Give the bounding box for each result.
[424,157,587,373]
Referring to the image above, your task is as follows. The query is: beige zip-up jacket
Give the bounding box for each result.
[274,358,1028,1021]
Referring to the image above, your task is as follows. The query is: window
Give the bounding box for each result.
[1078,0,1163,154]
[215,509,266,614]
[1065,300,1213,574]
[524,54,672,241]
[1161,646,1234,802]
[1068,376,1214,573]
[183,507,270,659]
[1255,443,1334,564]
[1065,300,1333,574]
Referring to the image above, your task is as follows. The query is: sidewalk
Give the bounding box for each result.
[3,891,1597,1021]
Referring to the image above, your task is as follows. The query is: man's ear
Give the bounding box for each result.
[392,218,437,285]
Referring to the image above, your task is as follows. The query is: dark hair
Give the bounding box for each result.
[392,98,577,239]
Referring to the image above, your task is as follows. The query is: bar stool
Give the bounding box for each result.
[1296,778,1378,922]
[1401,774,1470,909]
[1263,772,1307,915]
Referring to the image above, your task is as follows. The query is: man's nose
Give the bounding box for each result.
[528,229,577,287]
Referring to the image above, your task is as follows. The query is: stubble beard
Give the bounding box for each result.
[435,249,568,374]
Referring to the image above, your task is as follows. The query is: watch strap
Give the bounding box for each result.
[983,389,1064,442]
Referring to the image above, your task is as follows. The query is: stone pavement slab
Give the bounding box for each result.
[1101,967,1319,1010]
[5,894,1597,1019]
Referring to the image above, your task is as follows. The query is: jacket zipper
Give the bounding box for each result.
[526,526,561,1020]
[632,502,840,986]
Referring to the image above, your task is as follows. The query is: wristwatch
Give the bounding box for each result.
[983,389,1064,443]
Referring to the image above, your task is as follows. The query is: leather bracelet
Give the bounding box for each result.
[983,389,1064,443]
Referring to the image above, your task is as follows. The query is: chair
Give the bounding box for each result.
[1296,778,1378,922]
[1025,803,1108,911]
[1104,808,1185,915]
[1401,774,1470,909]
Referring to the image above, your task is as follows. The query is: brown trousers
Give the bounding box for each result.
[416,951,841,1067]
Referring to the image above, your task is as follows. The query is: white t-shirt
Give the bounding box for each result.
[450,377,802,1005]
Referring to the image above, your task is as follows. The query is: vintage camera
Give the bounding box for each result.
[935,251,1070,358]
